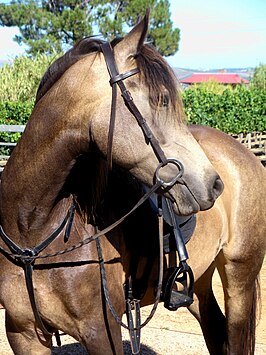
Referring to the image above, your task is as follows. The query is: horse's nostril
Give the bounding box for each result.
[213,177,224,199]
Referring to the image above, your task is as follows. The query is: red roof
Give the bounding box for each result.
[181,73,249,84]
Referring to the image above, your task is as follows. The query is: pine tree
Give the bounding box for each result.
[0,0,180,56]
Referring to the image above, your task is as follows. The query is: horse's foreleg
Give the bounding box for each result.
[218,256,261,355]
[80,318,123,355]
[5,311,52,355]
[188,262,227,355]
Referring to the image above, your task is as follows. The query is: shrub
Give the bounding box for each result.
[0,101,34,156]
[182,84,266,133]
[0,52,60,102]
[251,63,266,91]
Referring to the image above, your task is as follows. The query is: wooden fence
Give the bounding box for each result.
[0,124,25,172]
[0,125,265,173]
[231,131,266,167]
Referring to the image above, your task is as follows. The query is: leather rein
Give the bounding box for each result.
[0,41,187,352]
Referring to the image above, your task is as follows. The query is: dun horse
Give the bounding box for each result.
[0,11,264,355]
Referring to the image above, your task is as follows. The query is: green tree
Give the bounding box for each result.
[0,0,180,56]
[252,63,266,91]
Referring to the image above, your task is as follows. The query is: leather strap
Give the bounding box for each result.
[0,202,75,341]
[96,194,164,355]
[101,42,168,169]
[165,198,188,262]
[110,68,140,85]
[24,263,53,336]
[101,42,140,171]
[126,296,141,354]
[0,202,75,258]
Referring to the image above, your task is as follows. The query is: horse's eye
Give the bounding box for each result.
[163,94,170,107]
[159,93,170,107]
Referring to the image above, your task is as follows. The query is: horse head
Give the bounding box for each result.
[87,12,223,215]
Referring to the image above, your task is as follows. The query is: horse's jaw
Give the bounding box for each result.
[167,177,224,216]
[128,142,224,216]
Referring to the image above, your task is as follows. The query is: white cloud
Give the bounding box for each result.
[0,27,26,60]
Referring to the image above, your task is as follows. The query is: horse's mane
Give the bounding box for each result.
[136,44,184,119]
[35,36,184,121]
[61,153,142,225]
[35,37,104,103]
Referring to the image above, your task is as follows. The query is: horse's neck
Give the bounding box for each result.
[0,115,89,238]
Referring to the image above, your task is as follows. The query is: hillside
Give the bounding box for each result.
[173,67,254,82]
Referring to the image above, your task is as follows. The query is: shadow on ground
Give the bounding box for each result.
[52,340,157,354]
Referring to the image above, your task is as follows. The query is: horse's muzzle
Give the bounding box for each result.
[212,176,224,200]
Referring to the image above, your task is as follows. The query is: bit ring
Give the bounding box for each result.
[155,158,184,188]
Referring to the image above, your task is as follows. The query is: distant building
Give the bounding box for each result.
[180,73,249,86]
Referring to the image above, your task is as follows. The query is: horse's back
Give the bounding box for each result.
[190,123,266,262]
[189,124,265,182]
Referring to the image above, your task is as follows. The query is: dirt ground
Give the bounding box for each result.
[0,265,265,355]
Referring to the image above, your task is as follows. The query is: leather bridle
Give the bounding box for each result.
[100,42,184,186]
[101,42,167,168]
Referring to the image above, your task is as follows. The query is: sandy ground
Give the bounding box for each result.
[0,265,265,355]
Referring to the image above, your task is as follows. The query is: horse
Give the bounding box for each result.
[0,8,265,354]
[0,11,224,355]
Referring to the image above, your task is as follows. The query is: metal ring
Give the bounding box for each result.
[155,158,184,188]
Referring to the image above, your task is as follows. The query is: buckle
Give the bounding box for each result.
[126,299,141,354]
[20,248,36,265]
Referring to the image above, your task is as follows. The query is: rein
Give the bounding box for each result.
[0,40,190,354]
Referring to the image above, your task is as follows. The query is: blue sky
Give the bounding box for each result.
[0,0,266,69]
[168,0,266,69]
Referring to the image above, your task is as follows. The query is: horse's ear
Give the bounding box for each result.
[114,9,149,62]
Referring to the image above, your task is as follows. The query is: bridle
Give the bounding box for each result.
[0,41,193,354]
[101,42,170,169]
